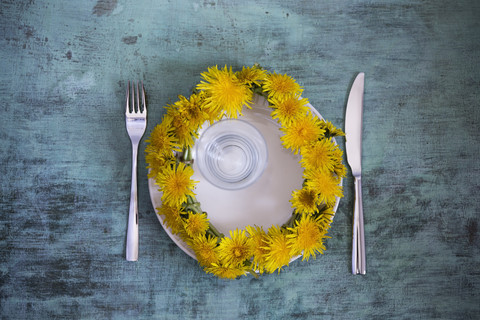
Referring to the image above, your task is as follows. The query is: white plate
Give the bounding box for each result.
[148,94,341,260]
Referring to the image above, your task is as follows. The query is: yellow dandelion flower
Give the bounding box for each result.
[290,187,320,214]
[300,138,337,173]
[191,90,223,124]
[245,225,269,274]
[202,104,223,124]
[270,95,310,126]
[218,229,253,267]
[196,65,253,119]
[330,147,347,179]
[262,72,303,100]
[165,107,198,149]
[263,225,292,273]
[280,114,324,154]
[287,214,328,261]
[157,203,184,235]
[145,117,179,178]
[331,145,343,161]
[333,163,347,179]
[304,169,343,206]
[156,162,197,207]
[189,235,219,267]
[145,116,180,155]
[183,212,210,238]
[319,120,345,137]
[146,151,176,179]
[316,206,335,231]
[204,262,248,279]
[235,65,267,87]
[173,93,208,129]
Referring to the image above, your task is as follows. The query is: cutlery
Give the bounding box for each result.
[125,81,147,261]
[345,72,366,275]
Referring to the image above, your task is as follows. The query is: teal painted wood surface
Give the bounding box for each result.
[1,0,479,319]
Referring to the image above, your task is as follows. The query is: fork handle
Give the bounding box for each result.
[126,144,139,261]
[352,176,366,274]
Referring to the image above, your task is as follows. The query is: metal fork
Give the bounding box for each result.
[125,81,147,261]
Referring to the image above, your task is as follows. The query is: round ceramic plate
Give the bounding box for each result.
[148,94,341,260]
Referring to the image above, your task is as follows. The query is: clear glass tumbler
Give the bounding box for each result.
[194,119,268,190]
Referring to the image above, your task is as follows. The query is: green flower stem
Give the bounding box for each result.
[186,195,195,205]
[252,84,268,99]
[247,267,259,279]
[184,195,203,214]
[241,260,259,279]
[183,146,193,163]
[207,223,224,240]
[248,269,259,279]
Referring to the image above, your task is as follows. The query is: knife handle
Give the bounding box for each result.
[352,176,366,275]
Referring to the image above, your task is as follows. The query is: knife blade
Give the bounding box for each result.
[345,72,366,275]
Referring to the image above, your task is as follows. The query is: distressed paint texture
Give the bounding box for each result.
[0,0,479,319]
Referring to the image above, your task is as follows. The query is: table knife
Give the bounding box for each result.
[345,72,366,275]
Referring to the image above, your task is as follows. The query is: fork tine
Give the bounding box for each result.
[141,82,146,114]
[126,80,130,114]
[131,81,135,113]
[125,80,146,115]
[135,81,141,113]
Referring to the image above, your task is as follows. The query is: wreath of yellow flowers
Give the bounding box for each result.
[145,65,346,279]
